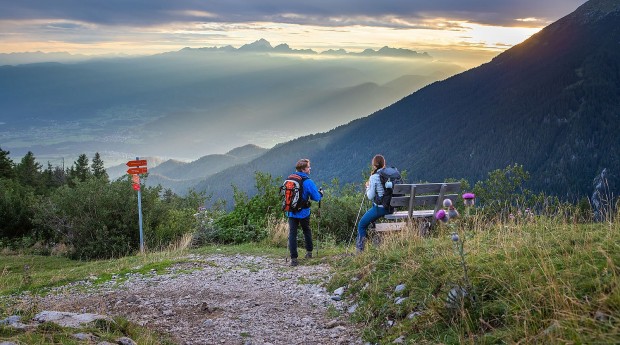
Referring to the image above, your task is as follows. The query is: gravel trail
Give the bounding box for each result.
[33,253,363,345]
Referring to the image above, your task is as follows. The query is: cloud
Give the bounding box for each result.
[0,0,587,28]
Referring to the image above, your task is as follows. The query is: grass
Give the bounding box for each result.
[327,213,620,344]
[0,316,176,344]
[2,213,618,344]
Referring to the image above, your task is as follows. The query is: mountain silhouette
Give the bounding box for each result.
[194,0,620,205]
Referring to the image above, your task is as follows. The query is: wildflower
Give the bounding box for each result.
[462,193,475,206]
[436,209,448,223]
[443,198,453,208]
[451,232,459,242]
[509,213,515,220]
[448,206,459,219]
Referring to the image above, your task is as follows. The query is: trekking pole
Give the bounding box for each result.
[315,188,322,258]
[283,212,289,264]
[346,192,366,255]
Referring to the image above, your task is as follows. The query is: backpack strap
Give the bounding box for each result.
[290,173,310,209]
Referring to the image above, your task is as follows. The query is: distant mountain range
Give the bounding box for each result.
[0,39,430,66]
[107,144,268,194]
[174,38,431,59]
[189,0,620,205]
[0,39,460,166]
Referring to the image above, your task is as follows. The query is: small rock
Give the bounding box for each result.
[331,295,342,301]
[0,315,21,325]
[393,335,406,343]
[394,284,406,293]
[594,311,610,322]
[407,311,422,319]
[394,297,407,305]
[117,337,137,345]
[73,333,97,341]
[0,342,18,345]
[333,287,345,296]
[203,319,214,327]
[325,320,345,329]
[347,304,358,314]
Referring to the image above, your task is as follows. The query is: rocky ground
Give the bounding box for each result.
[17,253,364,345]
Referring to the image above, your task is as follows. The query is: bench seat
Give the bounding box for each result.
[385,210,434,220]
[374,182,461,234]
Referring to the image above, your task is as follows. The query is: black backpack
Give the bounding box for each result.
[374,167,402,213]
[280,174,310,213]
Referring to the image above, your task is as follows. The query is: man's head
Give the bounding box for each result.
[296,158,311,173]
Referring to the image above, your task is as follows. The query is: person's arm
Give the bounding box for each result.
[366,174,378,201]
[305,179,322,202]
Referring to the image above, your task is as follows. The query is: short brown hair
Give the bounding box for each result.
[296,159,310,172]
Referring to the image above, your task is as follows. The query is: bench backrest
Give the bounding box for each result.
[390,182,461,220]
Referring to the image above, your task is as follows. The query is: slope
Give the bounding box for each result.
[194,0,620,205]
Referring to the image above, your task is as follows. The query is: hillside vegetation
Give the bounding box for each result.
[2,145,618,343]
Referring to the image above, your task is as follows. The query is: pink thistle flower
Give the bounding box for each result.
[462,193,475,207]
[436,209,448,223]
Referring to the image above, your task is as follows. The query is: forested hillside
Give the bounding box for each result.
[194,0,620,205]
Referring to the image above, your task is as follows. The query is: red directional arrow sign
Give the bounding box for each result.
[127,167,148,174]
[127,159,147,167]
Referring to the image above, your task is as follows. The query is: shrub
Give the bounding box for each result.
[32,178,139,259]
[0,178,35,239]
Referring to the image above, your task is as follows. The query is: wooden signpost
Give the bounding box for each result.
[126,158,148,253]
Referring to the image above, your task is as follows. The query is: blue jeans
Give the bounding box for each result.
[288,216,313,259]
[357,204,390,251]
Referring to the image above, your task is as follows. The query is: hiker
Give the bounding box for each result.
[285,158,322,266]
[357,154,391,253]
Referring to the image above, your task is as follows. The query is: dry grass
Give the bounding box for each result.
[264,217,289,248]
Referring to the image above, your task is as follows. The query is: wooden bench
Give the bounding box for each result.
[374,182,461,234]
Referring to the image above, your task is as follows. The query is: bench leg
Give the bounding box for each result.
[418,219,432,237]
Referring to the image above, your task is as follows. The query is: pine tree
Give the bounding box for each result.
[72,153,91,182]
[43,162,66,189]
[14,151,43,189]
[91,152,109,181]
[0,146,14,179]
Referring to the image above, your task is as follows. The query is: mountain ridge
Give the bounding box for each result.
[192,0,620,206]
[1,39,431,66]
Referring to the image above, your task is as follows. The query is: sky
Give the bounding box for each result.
[0,0,588,69]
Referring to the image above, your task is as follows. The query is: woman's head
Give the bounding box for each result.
[371,154,385,174]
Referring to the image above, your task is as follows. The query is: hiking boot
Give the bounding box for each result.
[290,258,299,267]
[305,251,312,259]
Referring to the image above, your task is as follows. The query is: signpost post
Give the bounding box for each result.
[127,158,148,253]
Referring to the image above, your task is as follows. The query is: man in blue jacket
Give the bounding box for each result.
[287,158,322,266]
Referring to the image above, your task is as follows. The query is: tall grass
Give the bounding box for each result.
[328,206,620,344]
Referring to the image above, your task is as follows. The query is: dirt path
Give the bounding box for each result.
[33,254,364,345]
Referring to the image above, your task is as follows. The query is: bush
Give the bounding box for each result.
[32,178,139,259]
[0,178,35,239]
[210,172,281,244]
[148,208,197,248]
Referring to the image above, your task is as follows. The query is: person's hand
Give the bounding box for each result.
[319,188,324,197]
[365,180,369,188]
